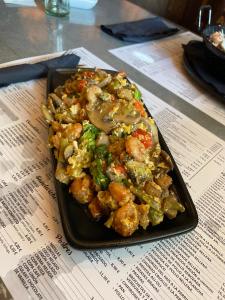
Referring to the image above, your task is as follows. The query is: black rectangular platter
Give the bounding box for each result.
[47,68,198,249]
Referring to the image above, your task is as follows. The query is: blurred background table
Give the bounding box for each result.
[0,0,224,140]
[0,0,153,62]
[130,0,225,32]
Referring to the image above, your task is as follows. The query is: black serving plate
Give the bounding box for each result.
[47,68,198,249]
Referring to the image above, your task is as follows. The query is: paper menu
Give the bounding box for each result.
[110,32,225,126]
[0,47,225,299]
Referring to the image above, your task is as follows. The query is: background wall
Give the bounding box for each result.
[128,0,225,31]
[128,0,170,17]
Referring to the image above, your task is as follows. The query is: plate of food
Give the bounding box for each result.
[42,67,198,249]
[198,5,225,60]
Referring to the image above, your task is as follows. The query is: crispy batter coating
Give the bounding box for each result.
[112,202,139,237]
[125,136,146,162]
[69,175,93,204]
[109,182,134,207]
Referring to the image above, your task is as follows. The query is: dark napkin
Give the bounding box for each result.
[0,54,80,88]
[101,17,179,43]
[183,41,225,96]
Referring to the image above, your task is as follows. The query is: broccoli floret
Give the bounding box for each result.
[149,208,164,226]
[134,89,142,100]
[66,122,99,179]
[95,144,108,159]
[125,160,153,184]
[90,145,112,190]
[79,121,100,151]
[90,158,109,190]
[163,193,185,219]
[130,186,153,205]
[95,144,112,165]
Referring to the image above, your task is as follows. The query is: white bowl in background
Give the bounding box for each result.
[70,0,98,9]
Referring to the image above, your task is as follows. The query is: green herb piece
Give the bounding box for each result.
[134,89,142,100]
[79,121,100,151]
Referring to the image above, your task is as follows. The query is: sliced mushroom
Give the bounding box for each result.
[87,110,116,133]
[96,132,109,146]
[50,93,63,107]
[64,143,74,160]
[117,88,133,101]
[86,85,102,110]
[98,74,112,88]
[41,104,53,123]
[160,150,174,170]
[87,100,140,133]
[113,113,141,125]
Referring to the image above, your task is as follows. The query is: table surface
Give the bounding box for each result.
[0,0,224,139]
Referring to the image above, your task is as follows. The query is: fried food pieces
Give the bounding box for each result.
[42,69,185,237]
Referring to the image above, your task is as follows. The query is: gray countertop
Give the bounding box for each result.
[0,0,224,139]
[0,0,150,60]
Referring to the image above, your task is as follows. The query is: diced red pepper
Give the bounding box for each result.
[132,129,152,149]
[77,79,87,92]
[115,164,126,174]
[83,71,95,79]
[134,101,146,117]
